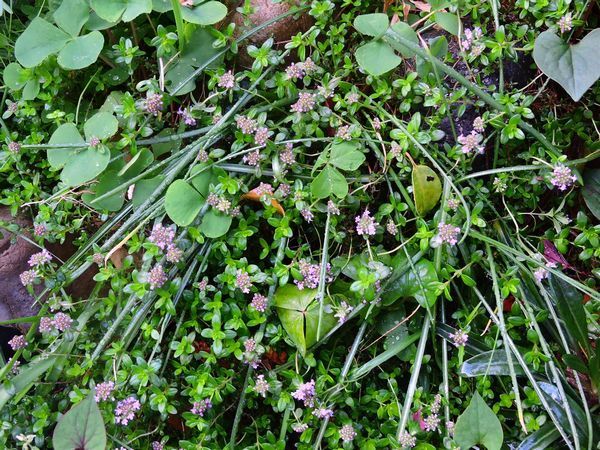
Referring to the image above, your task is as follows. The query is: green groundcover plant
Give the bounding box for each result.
[0,0,599,449]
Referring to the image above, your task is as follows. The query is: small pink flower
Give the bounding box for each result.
[340,424,357,442]
[148,264,167,290]
[355,209,378,236]
[218,71,235,89]
[550,164,577,191]
[251,294,268,312]
[28,249,52,267]
[8,335,26,351]
[292,379,316,407]
[95,381,115,402]
[20,269,37,286]
[291,92,316,113]
[114,396,141,425]
[235,270,252,294]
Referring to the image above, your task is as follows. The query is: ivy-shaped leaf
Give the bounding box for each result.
[533,29,600,101]
[52,392,107,450]
[412,165,441,216]
[84,111,119,140]
[3,63,27,90]
[381,255,439,307]
[47,123,86,169]
[454,391,504,450]
[90,0,152,23]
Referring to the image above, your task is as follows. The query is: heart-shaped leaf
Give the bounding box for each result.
[434,12,459,36]
[582,168,600,220]
[274,284,337,355]
[353,13,389,38]
[454,391,504,450]
[54,0,90,37]
[60,145,111,187]
[381,255,439,307]
[181,1,227,25]
[47,123,86,169]
[533,29,600,101]
[84,111,118,140]
[355,40,401,76]
[165,180,204,226]
[52,392,107,450]
[91,0,151,23]
[460,350,526,377]
[200,210,232,238]
[58,32,105,70]
[15,18,70,68]
[329,141,365,171]
[22,80,40,100]
[412,165,441,216]
[310,165,348,199]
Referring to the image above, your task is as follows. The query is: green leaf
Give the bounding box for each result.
[60,145,111,187]
[165,180,204,226]
[90,0,126,22]
[58,31,104,70]
[355,40,401,76]
[47,123,85,169]
[329,141,365,171]
[454,391,504,450]
[151,128,182,156]
[311,165,348,199]
[152,0,172,12]
[582,168,600,220]
[3,63,27,90]
[516,423,560,450]
[82,170,126,211]
[274,285,336,355]
[132,175,164,210]
[0,356,59,410]
[181,1,227,25]
[54,0,90,36]
[382,256,439,307]
[434,12,459,36]
[547,274,590,353]
[388,22,419,57]
[84,111,118,140]
[22,79,40,101]
[14,18,70,68]
[117,148,154,178]
[412,165,441,216]
[52,392,106,450]
[200,210,232,238]
[417,35,448,78]
[460,350,526,377]
[533,29,600,101]
[190,166,217,198]
[353,13,389,38]
[121,0,152,21]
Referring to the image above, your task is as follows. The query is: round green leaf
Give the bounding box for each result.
[533,29,600,102]
[22,79,40,101]
[353,13,389,38]
[121,0,153,22]
[58,31,104,70]
[53,392,107,450]
[181,1,227,25]
[54,0,90,37]
[60,145,111,187]
[454,391,504,450]
[118,148,154,178]
[200,210,233,238]
[47,123,85,169]
[190,166,217,198]
[3,63,27,90]
[84,111,118,141]
[412,165,441,216]
[165,180,204,226]
[90,0,126,22]
[355,40,401,76]
[15,18,70,68]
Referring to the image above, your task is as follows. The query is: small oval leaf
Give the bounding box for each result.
[412,165,441,216]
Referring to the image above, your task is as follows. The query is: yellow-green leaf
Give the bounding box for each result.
[412,165,441,216]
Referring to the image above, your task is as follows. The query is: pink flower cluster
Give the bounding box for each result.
[39,312,72,333]
[115,396,141,425]
[291,379,316,407]
[28,249,52,267]
[294,260,332,290]
[191,398,212,416]
[355,209,378,236]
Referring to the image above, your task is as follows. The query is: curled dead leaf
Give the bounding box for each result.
[241,189,285,216]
